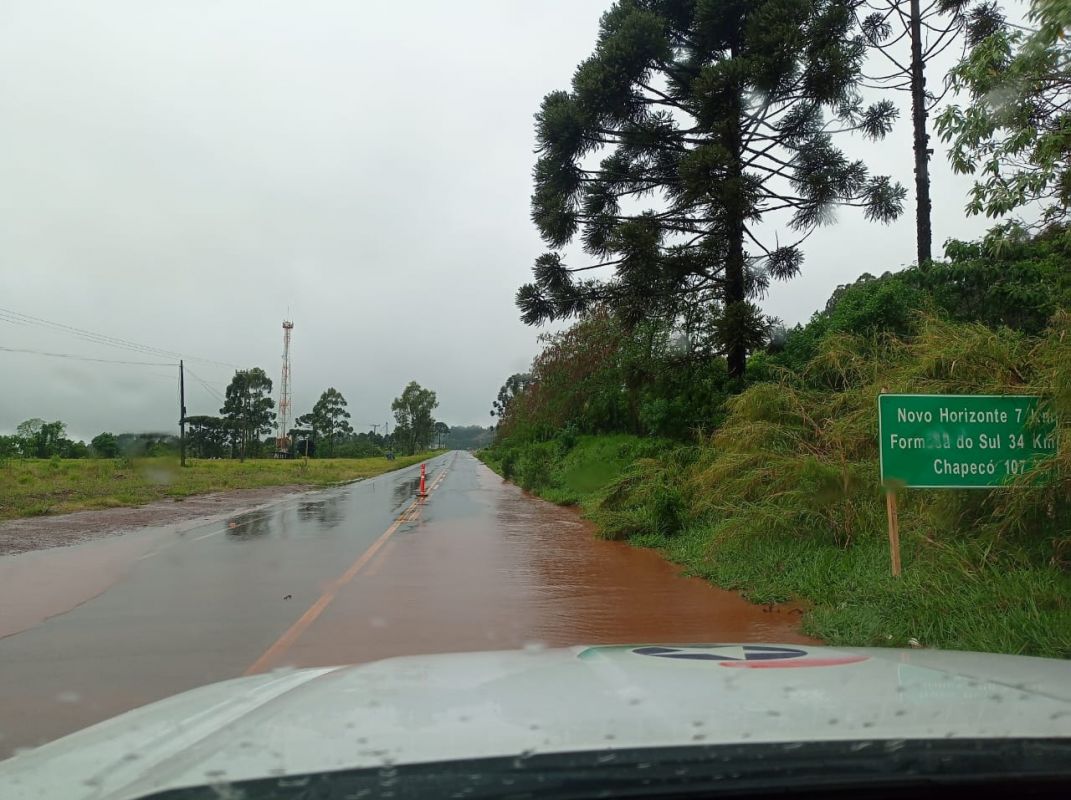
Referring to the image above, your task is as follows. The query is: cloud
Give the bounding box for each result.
[0,1,1009,438]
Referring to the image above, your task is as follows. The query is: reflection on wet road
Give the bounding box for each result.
[0,452,811,758]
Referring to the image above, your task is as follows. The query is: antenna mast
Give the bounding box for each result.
[276,319,294,455]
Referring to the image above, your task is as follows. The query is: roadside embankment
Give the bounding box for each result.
[481,329,1071,660]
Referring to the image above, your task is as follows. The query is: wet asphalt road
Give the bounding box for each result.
[0,452,811,758]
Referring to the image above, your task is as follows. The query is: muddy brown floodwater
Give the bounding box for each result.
[263,454,816,670]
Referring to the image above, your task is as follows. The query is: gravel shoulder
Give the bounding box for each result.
[0,484,317,556]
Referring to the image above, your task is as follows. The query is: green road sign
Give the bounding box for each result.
[878,394,1057,489]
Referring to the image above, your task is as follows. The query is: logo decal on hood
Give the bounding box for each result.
[626,645,868,668]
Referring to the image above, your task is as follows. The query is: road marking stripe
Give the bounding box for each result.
[363,539,397,578]
[193,529,222,542]
[243,464,449,675]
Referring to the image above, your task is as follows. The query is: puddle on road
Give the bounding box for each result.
[225,509,275,540]
[296,495,345,528]
[392,478,422,511]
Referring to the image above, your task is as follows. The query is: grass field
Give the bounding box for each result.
[0,453,439,521]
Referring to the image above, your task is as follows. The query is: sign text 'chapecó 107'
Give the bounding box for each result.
[878,394,1057,489]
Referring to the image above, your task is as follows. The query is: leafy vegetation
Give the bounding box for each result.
[768,224,1071,371]
[294,387,354,458]
[391,381,440,455]
[496,310,733,443]
[937,0,1071,224]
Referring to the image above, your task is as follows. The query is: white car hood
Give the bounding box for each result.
[2,643,1069,799]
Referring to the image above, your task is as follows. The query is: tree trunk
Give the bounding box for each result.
[725,233,747,379]
[724,71,748,379]
[909,0,933,265]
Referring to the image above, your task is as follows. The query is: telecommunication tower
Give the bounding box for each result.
[276,320,294,453]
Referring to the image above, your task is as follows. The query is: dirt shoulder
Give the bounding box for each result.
[0,484,317,556]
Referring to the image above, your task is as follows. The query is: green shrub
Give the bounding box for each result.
[650,485,685,536]
[517,443,555,491]
[499,449,518,480]
[555,424,579,457]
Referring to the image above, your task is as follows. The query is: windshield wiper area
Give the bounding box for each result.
[148,738,1071,800]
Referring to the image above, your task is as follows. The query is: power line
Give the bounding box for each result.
[0,306,238,369]
[192,380,224,409]
[0,346,173,367]
[185,366,227,404]
[0,309,183,362]
[0,306,191,362]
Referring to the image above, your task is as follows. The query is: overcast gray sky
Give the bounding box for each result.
[0,1,1004,440]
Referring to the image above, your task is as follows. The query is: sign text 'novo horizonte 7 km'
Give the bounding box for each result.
[878,394,1057,489]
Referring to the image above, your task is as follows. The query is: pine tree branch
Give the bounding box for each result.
[638,82,691,114]
[865,51,910,78]
[757,192,808,206]
[743,145,798,172]
[747,158,798,181]
[922,22,962,60]
[743,226,771,255]
[564,258,626,274]
[861,79,913,89]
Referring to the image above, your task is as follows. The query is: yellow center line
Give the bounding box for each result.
[362,539,397,578]
[243,463,449,675]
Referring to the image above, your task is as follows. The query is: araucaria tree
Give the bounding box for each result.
[221,368,276,461]
[518,0,906,377]
[296,388,354,457]
[855,0,1004,266]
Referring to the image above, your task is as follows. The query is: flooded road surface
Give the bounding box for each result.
[0,452,812,758]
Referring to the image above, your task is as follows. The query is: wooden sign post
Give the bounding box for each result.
[885,490,901,577]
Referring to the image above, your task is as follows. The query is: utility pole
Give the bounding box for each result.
[179,360,187,467]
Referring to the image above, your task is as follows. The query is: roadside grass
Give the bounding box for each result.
[644,524,1071,657]
[0,453,439,521]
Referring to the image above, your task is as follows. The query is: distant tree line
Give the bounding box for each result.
[0,419,178,461]
[444,425,493,451]
[3,373,457,462]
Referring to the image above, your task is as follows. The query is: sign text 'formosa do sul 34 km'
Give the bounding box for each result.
[878,394,1058,576]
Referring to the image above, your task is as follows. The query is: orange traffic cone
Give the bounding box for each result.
[418,463,427,497]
